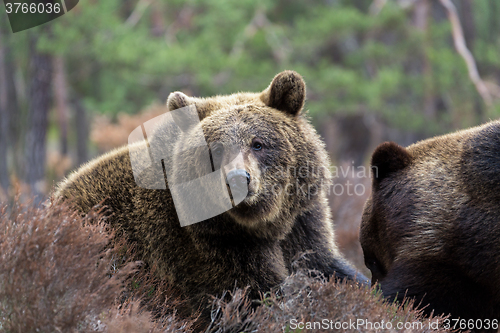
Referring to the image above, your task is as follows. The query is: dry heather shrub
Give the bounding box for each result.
[0,201,451,333]
[208,272,451,333]
[0,201,138,332]
[91,104,168,152]
[112,268,197,333]
[104,299,195,333]
[0,199,198,333]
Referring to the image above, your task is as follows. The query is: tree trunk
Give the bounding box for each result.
[0,18,20,192]
[458,0,481,119]
[488,0,499,44]
[150,1,166,37]
[53,56,69,156]
[24,33,52,200]
[0,24,10,195]
[2,34,20,170]
[459,0,475,51]
[413,0,436,120]
[74,97,88,166]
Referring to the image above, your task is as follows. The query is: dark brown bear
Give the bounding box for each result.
[56,71,367,321]
[360,120,500,323]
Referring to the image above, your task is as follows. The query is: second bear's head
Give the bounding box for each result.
[156,71,331,236]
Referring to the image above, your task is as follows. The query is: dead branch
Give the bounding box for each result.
[164,5,195,45]
[230,8,289,64]
[370,0,418,15]
[230,9,268,59]
[125,0,154,28]
[369,0,387,15]
[438,0,493,107]
[371,0,498,106]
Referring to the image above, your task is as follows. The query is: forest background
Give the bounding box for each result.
[1,0,500,271]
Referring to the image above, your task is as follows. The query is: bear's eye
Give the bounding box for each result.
[252,141,262,151]
[366,259,379,271]
[212,145,223,157]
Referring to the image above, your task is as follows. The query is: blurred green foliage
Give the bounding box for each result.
[5,0,500,134]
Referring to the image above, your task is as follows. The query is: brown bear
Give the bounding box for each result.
[55,71,367,322]
[360,120,500,323]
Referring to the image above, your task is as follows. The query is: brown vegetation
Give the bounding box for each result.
[208,271,450,333]
[91,104,168,153]
[0,200,193,332]
[0,201,125,331]
[0,199,451,332]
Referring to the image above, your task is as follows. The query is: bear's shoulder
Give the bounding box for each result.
[55,144,137,212]
[460,120,500,202]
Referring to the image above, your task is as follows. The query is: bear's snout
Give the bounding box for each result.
[226,169,251,187]
[226,169,250,205]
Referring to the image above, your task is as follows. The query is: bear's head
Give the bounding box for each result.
[158,71,331,239]
[359,142,414,287]
[359,137,500,318]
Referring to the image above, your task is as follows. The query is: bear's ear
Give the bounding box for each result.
[260,70,306,116]
[371,142,412,185]
[167,91,198,132]
[167,91,192,111]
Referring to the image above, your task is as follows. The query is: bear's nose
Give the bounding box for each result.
[226,169,251,187]
[226,169,250,205]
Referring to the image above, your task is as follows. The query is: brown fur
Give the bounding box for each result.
[360,120,500,322]
[55,71,367,322]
